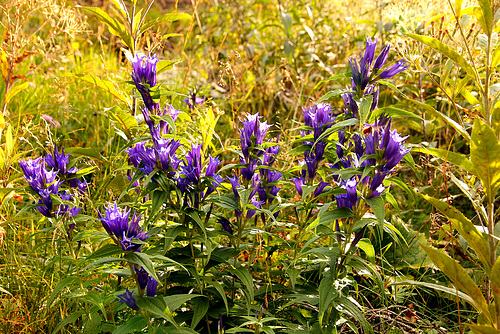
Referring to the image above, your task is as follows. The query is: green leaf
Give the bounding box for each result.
[136,296,171,321]
[164,294,204,312]
[338,297,372,333]
[413,147,476,175]
[420,244,491,320]
[318,275,337,326]
[5,81,30,104]
[150,189,167,221]
[371,106,423,121]
[190,297,209,328]
[316,207,353,230]
[124,252,159,282]
[46,276,80,307]
[471,118,500,201]
[281,12,293,36]
[421,194,491,271]
[84,257,123,270]
[406,98,471,141]
[389,280,475,305]
[65,147,113,167]
[317,89,344,103]
[73,73,129,105]
[406,33,477,82]
[157,60,180,74]
[113,315,148,334]
[85,243,123,261]
[455,0,464,17]
[366,196,385,225]
[357,239,375,263]
[468,324,500,334]
[490,257,500,313]
[228,266,254,302]
[476,0,493,34]
[51,310,86,334]
[106,106,137,138]
[359,95,373,127]
[205,277,229,315]
[82,7,134,52]
[139,12,191,35]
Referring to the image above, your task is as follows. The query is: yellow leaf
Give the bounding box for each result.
[0,48,8,81]
[4,81,30,104]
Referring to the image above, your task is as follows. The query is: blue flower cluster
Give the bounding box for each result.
[19,145,87,218]
[178,143,224,208]
[221,113,282,232]
[293,103,334,198]
[343,37,409,118]
[99,203,157,310]
[99,202,149,251]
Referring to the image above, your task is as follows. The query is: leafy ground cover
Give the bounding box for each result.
[1,0,500,333]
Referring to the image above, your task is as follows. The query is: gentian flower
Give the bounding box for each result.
[218,218,233,235]
[247,198,263,219]
[131,54,159,112]
[184,91,205,109]
[146,277,158,297]
[45,145,78,176]
[99,203,149,251]
[239,113,272,180]
[135,265,149,290]
[117,289,139,311]
[228,174,240,198]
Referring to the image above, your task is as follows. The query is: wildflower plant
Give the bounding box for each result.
[287,36,410,330]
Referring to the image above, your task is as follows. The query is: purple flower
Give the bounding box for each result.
[378,60,409,80]
[246,198,263,219]
[117,289,139,311]
[184,91,205,109]
[240,113,272,160]
[135,265,149,290]
[349,37,409,96]
[257,171,282,205]
[146,277,158,297]
[218,218,233,235]
[131,54,159,112]
[292,177,305,196]
[335,178,359,210]
[205,156,224,196]
[302,103,335,142]
[240,157,258,181]
[45,145,78,176]
[350,37,378,92]
[178,143,202,195]
[20,157,62,217]
[99,203,149,251]
[304,153,317,180]
[313,180,329,198]
[228,174,240,198]
[56,191,81,217]
[373,44,391,71]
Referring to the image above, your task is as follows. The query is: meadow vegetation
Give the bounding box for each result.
[1,0,500,333]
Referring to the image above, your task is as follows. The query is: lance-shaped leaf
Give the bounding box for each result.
[421,244,491,321]
[471,118,500,201]
[73,74,129,106]
[406,99,470,141]
[490,257,500,317]
[421,194,491,272]
[406,33,477,81]
[82,7,134,53]
[413,147,476,176]
[476,0,493,34]
[468,324,500,334]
